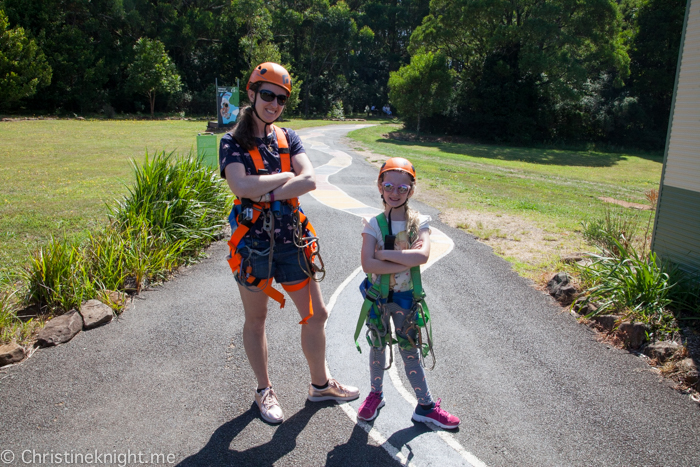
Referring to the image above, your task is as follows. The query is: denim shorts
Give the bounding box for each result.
[235,240,311,284]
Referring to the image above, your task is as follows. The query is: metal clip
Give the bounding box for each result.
[262,211,273,232]
[238,207,253,223]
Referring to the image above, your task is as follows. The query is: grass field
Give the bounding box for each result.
[1,119,664,281]
[0,118,346,273]
[349,124,664,277]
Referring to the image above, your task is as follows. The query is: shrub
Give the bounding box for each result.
[576,237,677,338]
[16,150,232,320]
[109,150,232,251]
[23,236,96,314]
[581,208,639,256]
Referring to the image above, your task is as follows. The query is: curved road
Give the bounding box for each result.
[1,124,699,467]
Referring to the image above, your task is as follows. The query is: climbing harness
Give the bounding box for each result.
[226,125,325,324]
[354,212,435,369]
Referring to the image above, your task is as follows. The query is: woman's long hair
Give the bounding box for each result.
[230,82,261,151]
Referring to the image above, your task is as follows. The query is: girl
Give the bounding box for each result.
[220,62,358,424]
[357,157,460,429]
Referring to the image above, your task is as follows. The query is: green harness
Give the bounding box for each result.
[354,213,435,369]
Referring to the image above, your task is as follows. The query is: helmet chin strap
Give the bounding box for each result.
[251,93,276,136]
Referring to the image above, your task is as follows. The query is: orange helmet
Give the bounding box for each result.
[247,62,292,96]
[379,157,416,180]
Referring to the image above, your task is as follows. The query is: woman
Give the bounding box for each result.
[219,62,358,424]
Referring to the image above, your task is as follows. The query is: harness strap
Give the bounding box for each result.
[242,275,286,307]
[282,279,313,324]
[247,125,290,174]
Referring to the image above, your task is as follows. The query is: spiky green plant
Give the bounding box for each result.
[576,236,677,338]
[109,150,232,250]
[23,236,96,314]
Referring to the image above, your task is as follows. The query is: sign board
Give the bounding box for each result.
[217,86,239,127]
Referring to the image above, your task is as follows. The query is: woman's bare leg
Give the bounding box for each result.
[238,284,272,389]
[284,279,330,386]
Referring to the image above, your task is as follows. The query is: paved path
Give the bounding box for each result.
[1,124,699,467]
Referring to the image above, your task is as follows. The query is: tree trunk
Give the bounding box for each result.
[149,91,156,119]
[417,114,421,134]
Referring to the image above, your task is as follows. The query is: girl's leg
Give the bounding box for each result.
[392,305,433,405]
[238,283,272,390]
[369,345,387,393]
[284,279,330,386]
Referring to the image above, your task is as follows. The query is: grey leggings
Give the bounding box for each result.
[369,302,433,405]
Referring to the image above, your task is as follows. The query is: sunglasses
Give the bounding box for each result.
[258,89,288,106]
[381,182,411,194]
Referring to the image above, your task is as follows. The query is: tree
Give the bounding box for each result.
[388,51,451,132]
[409,0,631,142]
[0,9,51,108]
[126,37,182,118]
[626,0,686,146]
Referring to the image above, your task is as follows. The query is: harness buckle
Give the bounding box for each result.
[238,207,254,223]
[365,287,381,303]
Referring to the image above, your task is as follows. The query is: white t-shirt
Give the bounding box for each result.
[361,214,431,292]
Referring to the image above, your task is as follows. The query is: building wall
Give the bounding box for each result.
[652,0,700,274]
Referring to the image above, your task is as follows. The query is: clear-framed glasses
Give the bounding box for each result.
[381,182,411,194]
[258,89,288,106]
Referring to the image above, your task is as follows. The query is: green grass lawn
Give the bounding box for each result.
[348,124,664,276]
[0,118,345,273]
[350,124,663,224]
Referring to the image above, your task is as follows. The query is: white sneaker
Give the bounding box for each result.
[255,387,284,424]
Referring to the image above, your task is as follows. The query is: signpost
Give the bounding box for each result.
[216,78,240,127]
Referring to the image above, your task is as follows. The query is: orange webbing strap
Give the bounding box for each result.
[282,278,313,324]
[243,275,286,308]
[248,125,290,174]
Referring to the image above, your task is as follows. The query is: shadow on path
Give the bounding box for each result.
[178,401,401,466]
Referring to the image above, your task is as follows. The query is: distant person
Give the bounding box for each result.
[354,157,461,429]
[382,104,392,116]
[219,62,359,424]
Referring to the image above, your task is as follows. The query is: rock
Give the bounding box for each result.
[644,341,681,361]
[677,358,699,385]
[79,299,113,330]
[547,272,569,291]
[107,290,126,307]
[0,343,26,366]
[576,301,599,316]
[35,310,83,347]
[592,314,620,332]
[547,273,577,305]
[618,321,648,349]
[553,284,577,305]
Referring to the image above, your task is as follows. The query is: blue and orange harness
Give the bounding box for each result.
[226,125,324,324]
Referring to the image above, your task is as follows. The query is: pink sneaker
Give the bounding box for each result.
[411,399,460,429]
[357,392,385,421]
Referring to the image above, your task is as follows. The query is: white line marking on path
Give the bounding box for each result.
[305,128,485,467]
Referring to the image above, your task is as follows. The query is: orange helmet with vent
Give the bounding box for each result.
[247,62,292,96]
[378,157,416,180]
